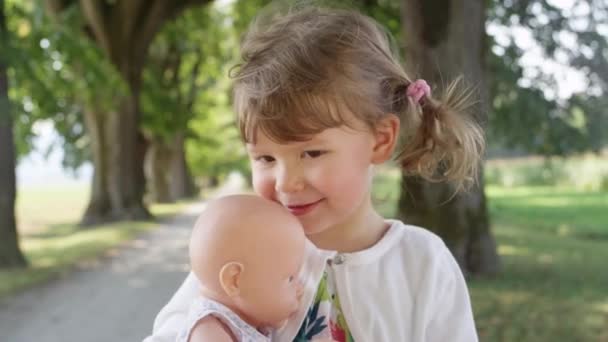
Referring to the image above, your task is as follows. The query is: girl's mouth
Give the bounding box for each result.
[285,199,324,216]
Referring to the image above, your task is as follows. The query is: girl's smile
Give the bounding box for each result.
[285,198,325,216]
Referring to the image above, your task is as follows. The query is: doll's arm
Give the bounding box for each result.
[143,272,200,342]
[188,316,236,342]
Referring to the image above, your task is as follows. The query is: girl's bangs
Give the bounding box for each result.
[239,90,353,144]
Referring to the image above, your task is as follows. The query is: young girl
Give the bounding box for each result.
[145,5,482,342]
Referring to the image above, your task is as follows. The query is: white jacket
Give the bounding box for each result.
[144,220,478,342]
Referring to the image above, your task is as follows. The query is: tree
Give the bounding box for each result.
[398,0,500,276]
[487,0,608,155]
[142,4,229,202]
[45,0,212,224]
[0,0,27,268]
[9,2,123,172]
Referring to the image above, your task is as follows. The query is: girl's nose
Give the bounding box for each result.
[275,166,304,193]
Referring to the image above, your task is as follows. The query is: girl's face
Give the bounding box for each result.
[246,124,378,237]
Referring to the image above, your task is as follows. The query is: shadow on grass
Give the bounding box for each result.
[488,187,608,243]
[470,217,608,341]
[22,223,80,239]
[0,222,154,298]
[22,204,195,240]
[1,198,200,298]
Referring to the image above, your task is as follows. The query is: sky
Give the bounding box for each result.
[16,121,93,188]
[489,0,592,100]
[16,0,594,188]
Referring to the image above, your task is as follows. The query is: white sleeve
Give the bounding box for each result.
[426,247,479,342]
[143,272,200,342]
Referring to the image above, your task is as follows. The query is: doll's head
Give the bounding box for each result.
[189,194,306,329]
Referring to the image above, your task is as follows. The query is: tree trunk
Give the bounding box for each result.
[81,108,111,225]
[169,132,197,200]
[399,0,500,275]
[145,132,197,203]
[0,0,27,267]
[105,87,150,220]
[46,0,212,224]
[145,138,172,203]
[81,93,151,224]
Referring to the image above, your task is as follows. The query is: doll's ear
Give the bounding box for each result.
[219,261,244,297]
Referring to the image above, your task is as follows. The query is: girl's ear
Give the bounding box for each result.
[371,114,400,164]
[219,261,244,297]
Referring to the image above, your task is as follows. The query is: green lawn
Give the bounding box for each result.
[372,168,608,341]
[0,184,196,298]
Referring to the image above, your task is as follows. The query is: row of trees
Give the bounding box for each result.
[1,0,606,275]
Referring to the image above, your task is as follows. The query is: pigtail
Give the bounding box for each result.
[395,78,484,190]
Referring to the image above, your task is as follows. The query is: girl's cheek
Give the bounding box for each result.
[252,173,275,200]
[333,165,370,203]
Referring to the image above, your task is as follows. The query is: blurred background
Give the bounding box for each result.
[0,0,606,341]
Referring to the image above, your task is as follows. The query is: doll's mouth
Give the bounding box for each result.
[285,199,324,216]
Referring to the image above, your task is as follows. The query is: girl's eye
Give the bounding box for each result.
[255,155,275,163]
[288,275,294,282]
[301,150,325,159]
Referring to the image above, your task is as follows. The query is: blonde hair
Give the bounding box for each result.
[231,4,484,189]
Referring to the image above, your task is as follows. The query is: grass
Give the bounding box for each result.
[0,184,196,298]
[471,185,608,341]
[486,153,608,191]
[371,166,608,342]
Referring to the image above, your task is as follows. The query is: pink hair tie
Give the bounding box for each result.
[406,79,431,104]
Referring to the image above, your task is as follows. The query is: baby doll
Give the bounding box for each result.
[178,194,306,342]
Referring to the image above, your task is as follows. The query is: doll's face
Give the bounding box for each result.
[236,219,306,329]
[189,195,307,330]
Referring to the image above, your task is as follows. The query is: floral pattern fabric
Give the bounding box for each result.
[293,269,354,342]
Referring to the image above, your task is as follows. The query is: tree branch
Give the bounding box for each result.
[44,0,76,14]
[129,1,167,80]
[185,47,204,111]
[79,0,112,58]
[130,0,210,86]
[117,0,146,44]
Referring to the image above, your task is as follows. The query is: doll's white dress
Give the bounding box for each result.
[177,297,270,342]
